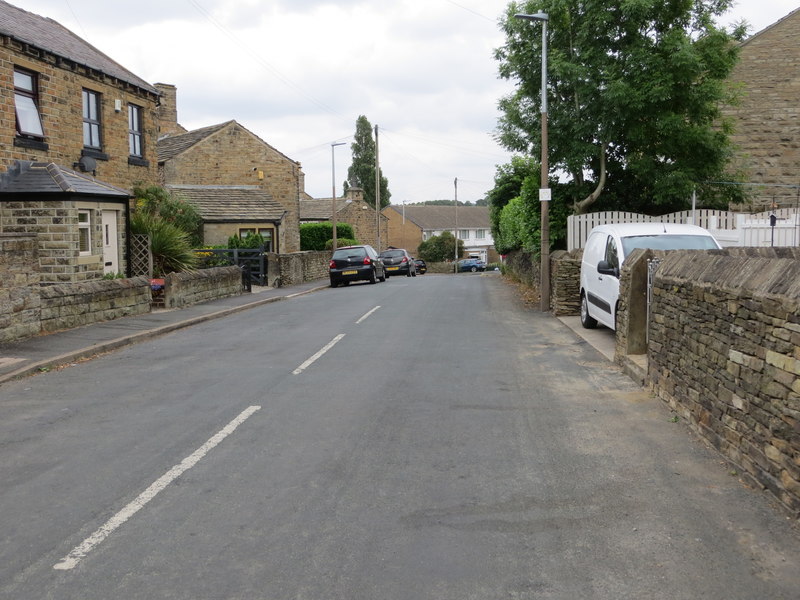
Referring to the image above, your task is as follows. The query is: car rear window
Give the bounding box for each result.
[381,250,404,258]
[621,234,719,254]
[333,247,366,259]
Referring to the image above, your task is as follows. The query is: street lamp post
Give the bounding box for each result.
[331,141,345,251]
[515,12,550,312]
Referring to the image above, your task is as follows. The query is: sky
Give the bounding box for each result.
[7,0,799,205]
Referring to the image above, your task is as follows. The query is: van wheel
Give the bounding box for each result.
[580,294,598,329]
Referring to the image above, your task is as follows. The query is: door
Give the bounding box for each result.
[102,210,119,275]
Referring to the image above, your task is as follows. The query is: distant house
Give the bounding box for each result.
[300,187,389,250]
[156,86,305,253]
[0,0,160,282]
[722,8,800,207]
[382,205,498,262]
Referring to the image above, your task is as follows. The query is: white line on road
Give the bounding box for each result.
[53,405,262,571]
[292,334,345,375]
[356,306,381,324]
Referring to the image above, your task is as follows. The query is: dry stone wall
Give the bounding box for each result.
[648,250,800,515]
[0,233,41,342]
[163,266,243,309]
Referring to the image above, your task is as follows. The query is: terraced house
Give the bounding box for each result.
[0,0,160,282]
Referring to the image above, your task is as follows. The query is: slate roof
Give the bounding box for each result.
[0,161,130,197]
[157,122,233,162]
[385,205,490,230]
[0,0,157,95]
[167,185,286,222]
[299,197,349,220]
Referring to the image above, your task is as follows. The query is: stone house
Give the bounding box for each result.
[723,8,800,207]
[156,85,305,253]
[300,187,389,250]
[382,204,499,263]
[0,0,160,282]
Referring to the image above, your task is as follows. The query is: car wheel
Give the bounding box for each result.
[411,269,416,277]
[330,278,338,288]
[470,266,477,272]
[379,270,386,282]
[580,293,598,329]
[406,269,412,277]
[369,268,377,284]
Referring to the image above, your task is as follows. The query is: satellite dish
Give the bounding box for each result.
[77,156,96,173]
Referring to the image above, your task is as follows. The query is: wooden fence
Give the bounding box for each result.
[567,209,800,250]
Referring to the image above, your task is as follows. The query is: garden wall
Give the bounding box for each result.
[40,277,152,333]
[163,266,243,309]
[648,250,800,515]
[0,233,41,342]
[274,251,328,287]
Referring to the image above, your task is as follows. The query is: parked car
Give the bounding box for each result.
[579,223,721,330]
[379,248,416,277]
[414,258,427,274]
[457,258,486,272]
[329,245,386,287]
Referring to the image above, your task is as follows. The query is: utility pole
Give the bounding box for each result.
[375,124,381,251]
[454,177,459,263]
[331,141,345,251]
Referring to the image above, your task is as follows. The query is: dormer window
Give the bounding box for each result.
[14,68,45,138]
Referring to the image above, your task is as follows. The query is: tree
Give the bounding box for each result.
[486,155,539,243]
[495,0,747,215]
[345,115,391,208]
[417,231,464,263]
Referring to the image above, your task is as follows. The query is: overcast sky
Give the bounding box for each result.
[8,0,799,204]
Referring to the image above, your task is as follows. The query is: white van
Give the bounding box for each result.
[579,223,721,330]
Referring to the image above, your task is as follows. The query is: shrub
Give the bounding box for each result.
[300,222,355,251]
[131,211,197,277]
[325,238,359,250]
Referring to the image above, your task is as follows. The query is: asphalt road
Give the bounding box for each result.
[0,272,798,599]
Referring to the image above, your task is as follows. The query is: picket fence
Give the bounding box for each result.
[567,209,800,250]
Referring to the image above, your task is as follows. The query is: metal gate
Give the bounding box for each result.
[195,247,268,287]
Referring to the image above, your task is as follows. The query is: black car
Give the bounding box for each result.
[379,248,416,277]
[414,259,427,274]
[329,245,386,287]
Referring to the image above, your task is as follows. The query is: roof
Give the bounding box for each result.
[157,122,233,162]
[0,1,157,95]
[0,161,130,197]
[299,197,349,220]
[167,185,286,223]
[385,205,490,230]
[157,120,300,165]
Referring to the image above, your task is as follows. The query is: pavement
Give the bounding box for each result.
[0,280,328,386]
[0,279,643,387]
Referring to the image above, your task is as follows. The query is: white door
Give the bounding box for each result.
[102,210,119,275]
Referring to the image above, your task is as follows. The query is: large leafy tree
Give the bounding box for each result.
[495,0,747,215]
[345,115,391,208]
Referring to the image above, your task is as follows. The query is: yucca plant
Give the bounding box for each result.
[131,211,197,277]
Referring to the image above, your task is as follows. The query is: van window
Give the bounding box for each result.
[605,237,620,270]
[621,234,719,255]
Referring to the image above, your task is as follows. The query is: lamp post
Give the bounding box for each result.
[515,12,550,312]
[331,141,345,251]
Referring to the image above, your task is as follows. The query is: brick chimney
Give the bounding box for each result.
[155,83,187,138]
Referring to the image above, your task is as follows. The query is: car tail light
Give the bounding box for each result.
[329,260,336,268]
[401,257,408,263]
[363,257,372,265]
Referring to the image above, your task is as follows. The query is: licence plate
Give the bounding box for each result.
[387,267,399,271]
[343,270,358,275]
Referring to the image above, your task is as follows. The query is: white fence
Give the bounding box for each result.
[567,209,800,250]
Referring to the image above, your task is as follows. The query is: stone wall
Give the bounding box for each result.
[648,250,800,515]
[39,277,151,333]
[550,249,582,316]
[0,233,41,342]
[163,266,243,309]
[275,251,329,287]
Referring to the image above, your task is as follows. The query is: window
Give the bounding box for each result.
[78,210,91,255]
[14,68,45,138]
[128,104,143,157]
[82,89,102,149]
[604,236,619,271]
[257,228,274,251]
[476,229,486,240]
[459,229,470,240]
[238,228,256,238]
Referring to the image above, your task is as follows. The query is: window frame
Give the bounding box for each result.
[475,229,486,240]
[128,103,143,157]
[82,89,102,150]
[14,67,45,139]
[458,229,470,240]
[78,210,92,256]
